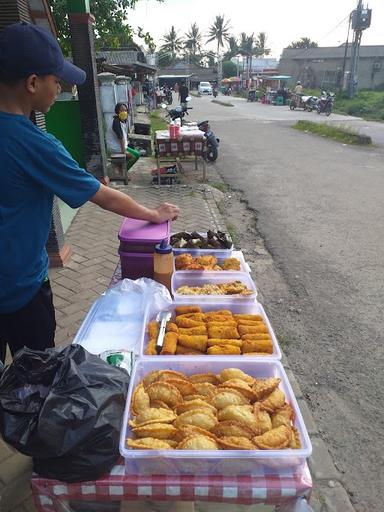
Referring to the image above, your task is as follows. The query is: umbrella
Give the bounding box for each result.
[229,76,240,82]
[221,78,231,83]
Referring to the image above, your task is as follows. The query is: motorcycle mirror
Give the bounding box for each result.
[185,96,191,102]
[161,103,167,109]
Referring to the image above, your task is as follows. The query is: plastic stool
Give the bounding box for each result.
[275,96,284,106]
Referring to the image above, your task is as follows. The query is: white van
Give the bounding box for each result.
[198,81,213,95]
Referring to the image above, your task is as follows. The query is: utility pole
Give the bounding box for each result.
[348,0,372,98]
[217,56,223,85]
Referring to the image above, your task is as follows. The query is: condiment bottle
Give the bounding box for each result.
[153,239,173,293]
[169,121,176,138]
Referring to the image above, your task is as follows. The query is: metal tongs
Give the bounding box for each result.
[155,310,172,354]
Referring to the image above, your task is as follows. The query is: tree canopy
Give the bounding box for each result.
[50,0,162,54]
[287,37,318,49]
[206,15,231,55]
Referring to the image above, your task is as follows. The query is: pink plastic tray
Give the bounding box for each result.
[120,358,312,476]
[141,301,281,359]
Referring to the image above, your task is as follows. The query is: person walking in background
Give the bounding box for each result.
[0,22,179,363]
[179,81,189,106]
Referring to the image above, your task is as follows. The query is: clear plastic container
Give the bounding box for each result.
[173,250,251,274]
[172,271,257,303]
[140,301,281,359]
[172,232,233,257]
[120,358,312,476]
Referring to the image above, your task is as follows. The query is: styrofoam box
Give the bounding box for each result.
[120,358,312,476]
[172,271,257,302]
[173,250,251,274]
[141,301,281,359]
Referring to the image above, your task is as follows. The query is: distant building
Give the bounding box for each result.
[158,62,217,89]
[278,45,384,90]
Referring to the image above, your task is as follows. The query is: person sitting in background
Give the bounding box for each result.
[110,102,130,154]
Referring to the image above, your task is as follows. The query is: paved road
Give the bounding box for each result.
[188,95,384,512]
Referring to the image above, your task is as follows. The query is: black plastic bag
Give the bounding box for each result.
[0,345,129,482]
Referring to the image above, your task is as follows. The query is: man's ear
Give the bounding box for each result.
[25,74,39,94]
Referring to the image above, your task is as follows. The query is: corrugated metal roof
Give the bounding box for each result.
[97,50,142,65]
[281,45,384,60]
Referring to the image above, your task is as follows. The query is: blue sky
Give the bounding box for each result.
[127,0,383,58]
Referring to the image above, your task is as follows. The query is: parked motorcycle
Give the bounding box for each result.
[161,96,192,124]
[289,94,318,111]
[197,120,220,162]
[316,92,334,116]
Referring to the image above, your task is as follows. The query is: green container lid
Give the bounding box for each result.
[126,146,141,159]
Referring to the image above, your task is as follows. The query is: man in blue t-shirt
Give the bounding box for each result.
[0,23,179,362]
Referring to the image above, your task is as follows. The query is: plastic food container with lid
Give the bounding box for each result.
[120,358,312,476]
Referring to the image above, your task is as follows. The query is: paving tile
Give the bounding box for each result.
[309,437,340,482]
[297,398,318,435]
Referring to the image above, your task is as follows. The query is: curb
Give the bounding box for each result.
[211,99,234,107]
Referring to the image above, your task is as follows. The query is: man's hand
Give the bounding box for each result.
[152,203,179,223]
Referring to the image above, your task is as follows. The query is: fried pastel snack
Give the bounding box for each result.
[207,338,243,348]
[176,424,217,442]
[175,253,194,270]
[218,379,255,401]
[221,257,241,271]
[164,378,197,396]
[233,314,263,321]
[253,403,272,434]
[238,325,268,336]
[241,333,271,341]
[132,422,178,440]
[217,436,256,450]
[218,368,255,386]
[127,437,174,450]
[177,434,219,450]
[271,404,295,429]
[130,407,176,427]
[175,399,217,416]
[212,420,256,439]
[147,370,188,385]
[217,405,258,430]
[178,334,208,352]
[147,382,183,408]
[145,338,157,355]
[175,305,202,315]
[252,378,281,401]
[183,394,213,402]
[175,345,205,355]
[178,326,207,336]
[131,383,150,415]
[253,425,292,450]
[173,410,218,431]
[207,345,241,355]
[147,321,159,339]
[289,427,301,449]
[193,382,216,397]
[189,372,220,385]
[259,388,286,414]
[207,325,240,339]
[151,400,171,410]
[176,313,206,322]
[242,339,273,354]
[160,332,178,355]
[175,317,205,328]
[211,388,250,409]
[166,322,179,334]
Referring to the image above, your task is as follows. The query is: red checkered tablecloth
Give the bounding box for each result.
[31,459,312,511]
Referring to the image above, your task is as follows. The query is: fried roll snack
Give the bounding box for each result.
[175,317,205,328]
[148,321,159,339]
[238,324,268,336]
[145,338,157,355]
[205,310,233,318]
[242,339,273,354]
[241,333,271,341]
[160,332,178,355]
[175,305,202,315]
[207,325,240,339]
[206,321,237,328]
[207,345,241,355]
[237,319,265,326]
[178,334,208,352]
[207,338,243,348]
[176,313,206,322]
[175,345,204,355]
[178,326,207,336]
[233,314,263,321]
[166,322,179,334]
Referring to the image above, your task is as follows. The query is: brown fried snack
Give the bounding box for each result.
[217,436,256,450]
[175,317,205,328]
[178,326,207,336]
[176,313,206,322]
[166,322,179,334]
[242,339,273,354]
[207,325,240,339]
[175,345,204,355]
[238,324,268,336]
[218,368,254,385]
[132,422,178,440]
[131,383,150,415]
[178,334,208,352]
[271,404,295,429]
[237,319,266,326]
[212,420,256,439]
[207,345,241,355]
[145,338,157,355]
[233,314,263,321]
[221,258,241,271]
[241,334,271,341]
[252,378,281,401]
[147,321,159,339]
[173,410,218,431]
[177,434,219,450]
[127,437,174,450]
[253,425,292,450]
[160,332,178,355]
[207,338,243,348]
[189,373,220,385]
[147,382,183,408]
[175,254,194,270]
[175,305,202,315]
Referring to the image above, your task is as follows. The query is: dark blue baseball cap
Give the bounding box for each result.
[0,22,86,85]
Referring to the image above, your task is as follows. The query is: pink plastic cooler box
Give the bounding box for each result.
[118,218,170,279]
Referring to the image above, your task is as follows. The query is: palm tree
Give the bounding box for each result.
[206,15,231,56]
[160,26,184,63]
[287,37,318,49]
[238,32,255,81]
[224,35,239,60]
[184,22,203,63]
[255,32,271,57]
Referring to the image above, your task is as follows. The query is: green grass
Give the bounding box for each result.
[293,120,372,145]
[149,109,168,132]
[210,182,229,193]
[334,90,384,121]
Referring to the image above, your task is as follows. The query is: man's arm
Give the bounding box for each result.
[90,184,179,223]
